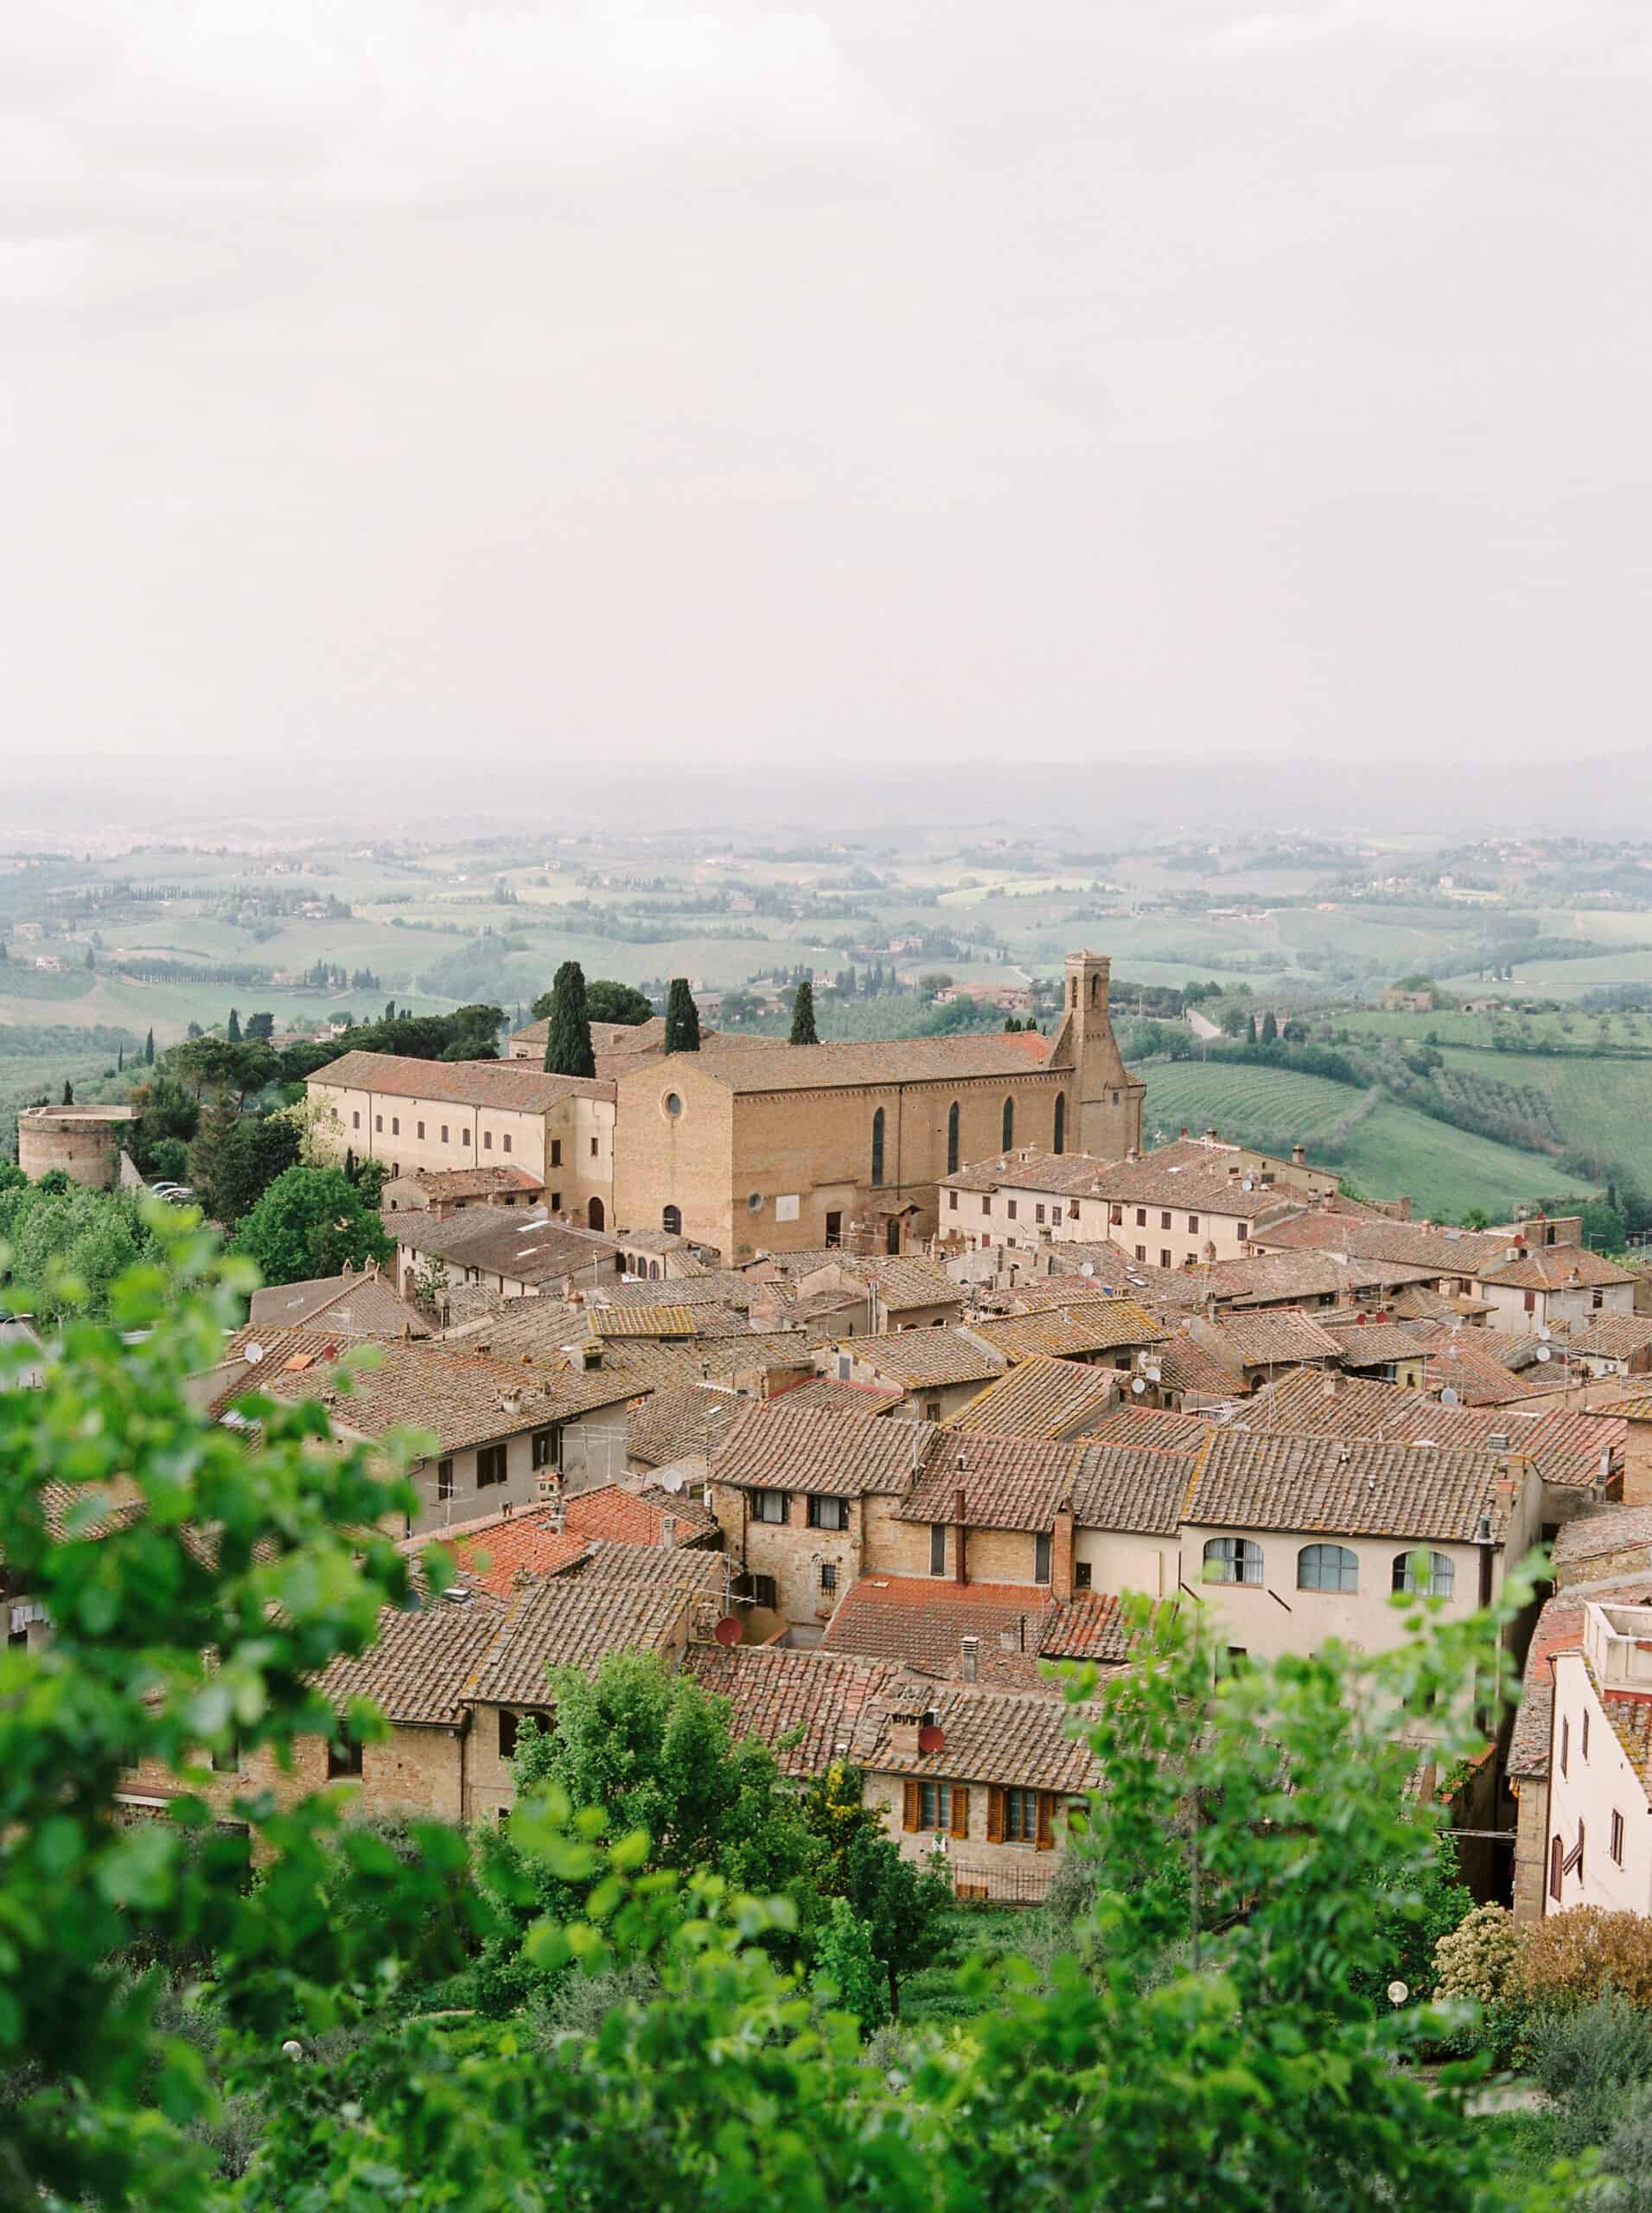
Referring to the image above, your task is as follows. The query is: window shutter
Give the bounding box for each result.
[902,1780,920,1834]
[985,1786,1005,1844]
[950,1785,969,1839]
[1036,1792,1055,1851]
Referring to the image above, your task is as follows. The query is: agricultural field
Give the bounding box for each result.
[1135,1059,1595,1222]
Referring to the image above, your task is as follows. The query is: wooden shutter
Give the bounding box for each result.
[950,1785,969,1839]
[902,1779,921,1833]
[1036,1792,1055,1851]
[985,1786,1005,1844]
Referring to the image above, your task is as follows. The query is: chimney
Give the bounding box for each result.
[661,1512,678,1551]
[341,1259,354,1279]
[582,1341,603,1370]
[888,1707,923,1757]
[960,1635,979,1683]
[954,1482,968,1585]
[1291,1144,1305,1167]
[1321,1372,1344,1399]
[1051,1496,1075,1603]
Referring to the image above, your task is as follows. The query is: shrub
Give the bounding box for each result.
[1528,1993,1652,2157]
[1521,1909,1652,2012]
[1434,1901,1526,2006]
[1597,2081,1652,2212]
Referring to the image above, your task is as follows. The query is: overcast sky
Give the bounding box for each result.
[3,0,1649,793]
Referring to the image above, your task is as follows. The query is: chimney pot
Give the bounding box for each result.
[960,1634,979,1683]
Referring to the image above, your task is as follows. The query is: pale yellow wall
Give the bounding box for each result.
[309,1078,553,1184]
[1548,1652,1652,1916]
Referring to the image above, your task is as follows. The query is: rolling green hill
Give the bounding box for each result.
[1137,1059,1593,1221]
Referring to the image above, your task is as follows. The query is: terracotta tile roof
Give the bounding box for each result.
[1323,1319,1431,1367]
[604,1271,756,1311]
[588,1302,703,1339]
[630,1030,1059,1095]
[768,1375,903,1419]
[711,1400,934,1498]
[310,1049,614,1109]
[1414,1331,1551,1407]
[1553,1505,1652,1572]
[1509,1580,1652,1780]
[970,1301,1168,1364]
[899,1434,1081,1532]
[1027,1241,1206,1308]
[866,1682,1101,1795]
[1205,1308,1343,1369]
[831,1256,962,1311]
[388,1206,624,1287]
[1185,1429,1521,1544]
[1561,1313,1652,1360]
[1600,1674,1652,1804]
[1247,1215,1514,1272]
[944,1355,1120,1440]
[1078,1406,1212,1456]
[560,1540,726,1595]
[470,1581,692,1706]
[820,1576,1132,1687]
[315,1583,509,1726]
[511,1014,687,1069]
[1587,1391,1652,1423]
[1148,1335,1245,1400]
[941,1147,1121,1198]
[396,1164,545,1201]
[1068,1442,1195,1534]
[1210,1251,1439,1309]
[227,1335,636,1453]
[839,1331,1006,1388]
[682,1645,896,1776]
[416,1489,722,1595]
[1477,1246,1635,1291]
[626,1384,749,1467]
[248,1266,431,1340]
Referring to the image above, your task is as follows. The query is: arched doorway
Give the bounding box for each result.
[662,1203,681,1235]
[587,1196,605,1231]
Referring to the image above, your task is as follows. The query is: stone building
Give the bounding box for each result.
[17,1103,135,1189]
[1545,1599,1652,1919]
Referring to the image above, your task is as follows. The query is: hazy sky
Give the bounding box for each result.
[3,1,1649,789]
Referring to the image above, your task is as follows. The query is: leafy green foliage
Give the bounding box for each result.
[584,979,654,1026]
[0,1178,156,1319]
[194,1111,302,1228]
[811,1896,887,2028]
[230,1164,392,1286]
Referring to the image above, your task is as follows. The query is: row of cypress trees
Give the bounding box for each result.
[541,966,822,1075]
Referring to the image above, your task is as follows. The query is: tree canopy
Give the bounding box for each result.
[229,1163,393,1285]
[663,978,701,1054]
[541,960,596,1080]
[789,979,820,1045]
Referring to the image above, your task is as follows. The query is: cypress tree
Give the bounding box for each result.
[226,1008,242,1044]
[663,979,701,1054]
[543,960,596,1078]
[118,1047,124,1072]
[790,979,819,1045]
[144,1029,155,1065]
[1260,1011,1278,1044]
[1246,1013,1257,1045]
[62,1080,73,1105]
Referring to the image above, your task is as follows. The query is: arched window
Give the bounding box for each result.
[1090,973,1100,1005]
[1001,1097,1014,1151]
[587,1196,605,1232]
[662,1203,681,1235]
[1053,1092,1066,1156]
[1392,1549,1455,1599]
[947,1100,960,1177]
[871,1107,884,1189]
[1203,1536,1263,1587]
[1298,1543,1358,1593]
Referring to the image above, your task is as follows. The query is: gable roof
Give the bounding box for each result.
[865,1681,1101,1794]
[386,1206,623,1286]
[943,1355,1120,1441]
[626,1383,749,1468]
[767,1374,904,1419]
[969,1301,1168,1364]
[681,1645,896,1776]
[1068,1441,1196,1535]
[620,1030,1056,1096]
[840,1331,1006,1389]
[820,1575,1132,1687]
[1184,1429,1522,1544]
[899,1433,1081,1532]
[1203,1307,1343,1369]
[469,1580,692,1706]
[1078,1405,1212,1456]
[315,1583,509,1727]
[247,1266,431,1340]
[1476,1245,1635,1291]
[414,1489,722,1596]
[391,1165,545,1202]
[711,1400,934,1498]
[309,1049,613,1110]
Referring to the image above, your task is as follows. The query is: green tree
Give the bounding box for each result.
[61,1078,73,1104]
[226,1007,242,1043]
[1245,1012,1258,1044]
[144,1026,155,1065]
[584,979,654,1026]
[244,1011,275,1042]
[789,979,819,1044]
[663,978,701,1053]
[1260,1010,1279,1043]
[186,1089,241,1219]
[542,960,596,1079]
[811,1896,888,2029]
[231,1164,393,1285]
[202,1110,302,1228]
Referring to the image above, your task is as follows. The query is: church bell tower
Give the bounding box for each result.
[1051,949,1145,1162]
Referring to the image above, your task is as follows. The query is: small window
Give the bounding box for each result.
[1611,1808,1625,1865]
[352,1110,360,1129]
[981,1196,992,1217]
[497,1707,548,1763]
[820,1562,838,1596]
[1203,1536,1263,1586]
[391,1116,399,1136]
[531,1429,558,1471]
[1007,1200,1017,1221]
[1135,1245,1146,1262]
[664,1092,683,1118]
[871,1106,885,1188]
[749,1574,778,1610]
[441,1124,450,1144]
[1592,1288,1605,1311]
[462,1129,471,1147]
[551,1138,563,1167]
[662,1204,681,1235]
[417,1120,425,1139]
[1560,1716,1570,1777]
[1136,1209,1146,1228]
[1160,1210,1171,1231]
[1188,1214,1199,1234]
[1524,1291,1536,1314]
[1549,1834,1563,1902]
[1235,1222,1247,1240]
[1298,1543,1358,1592]
[947,1101,960,1176]
[503,1134,512,1154]
[328,1735,363,1780]
[1003,1787,1041,1844]
[210,1737,239,1774]
[437,1457,455,1501]
[476,1444,507,1489]
[374,1114,383,1132]
[590,1136,598,1159]
[1075,1560,1093,1591]
[1034,1532,1052,1584]
[1035,1203,1045,1224]
[924,1398,941,1422]
[1160,1250,1171,1269]
[551,1191,562,1210]
[1582,1709,1591,1761]
[918,1781,954,1832]
[930,1523,947,1576]
[483,1131,493,1150]
[750,1489,788,1524]
[1001,1098,1014,1150]
[1053,1092,1065,1155]
[948,1190,958,1212]
[1392,1549,1455,1599]
[807,1495,848,1531]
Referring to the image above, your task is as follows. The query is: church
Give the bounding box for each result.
[306,950,1145,1265]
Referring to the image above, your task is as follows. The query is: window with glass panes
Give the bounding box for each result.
[1004,1788,1041,1843]
[919,1782,953,1831]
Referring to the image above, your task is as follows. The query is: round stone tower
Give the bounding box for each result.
[16,1105,136,1189]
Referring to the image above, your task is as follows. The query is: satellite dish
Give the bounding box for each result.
[656,1467,686,1491]
[1439,1387,1460,1406]
[917,1722,946,1755]
[244,1342,265,1364]
[1536,1346,1553,1362]
[1080,1261,1094,1277]
[1131,1375,1148,1394]
[712,1615,742,1647]
[1538,1326,1552,1342]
